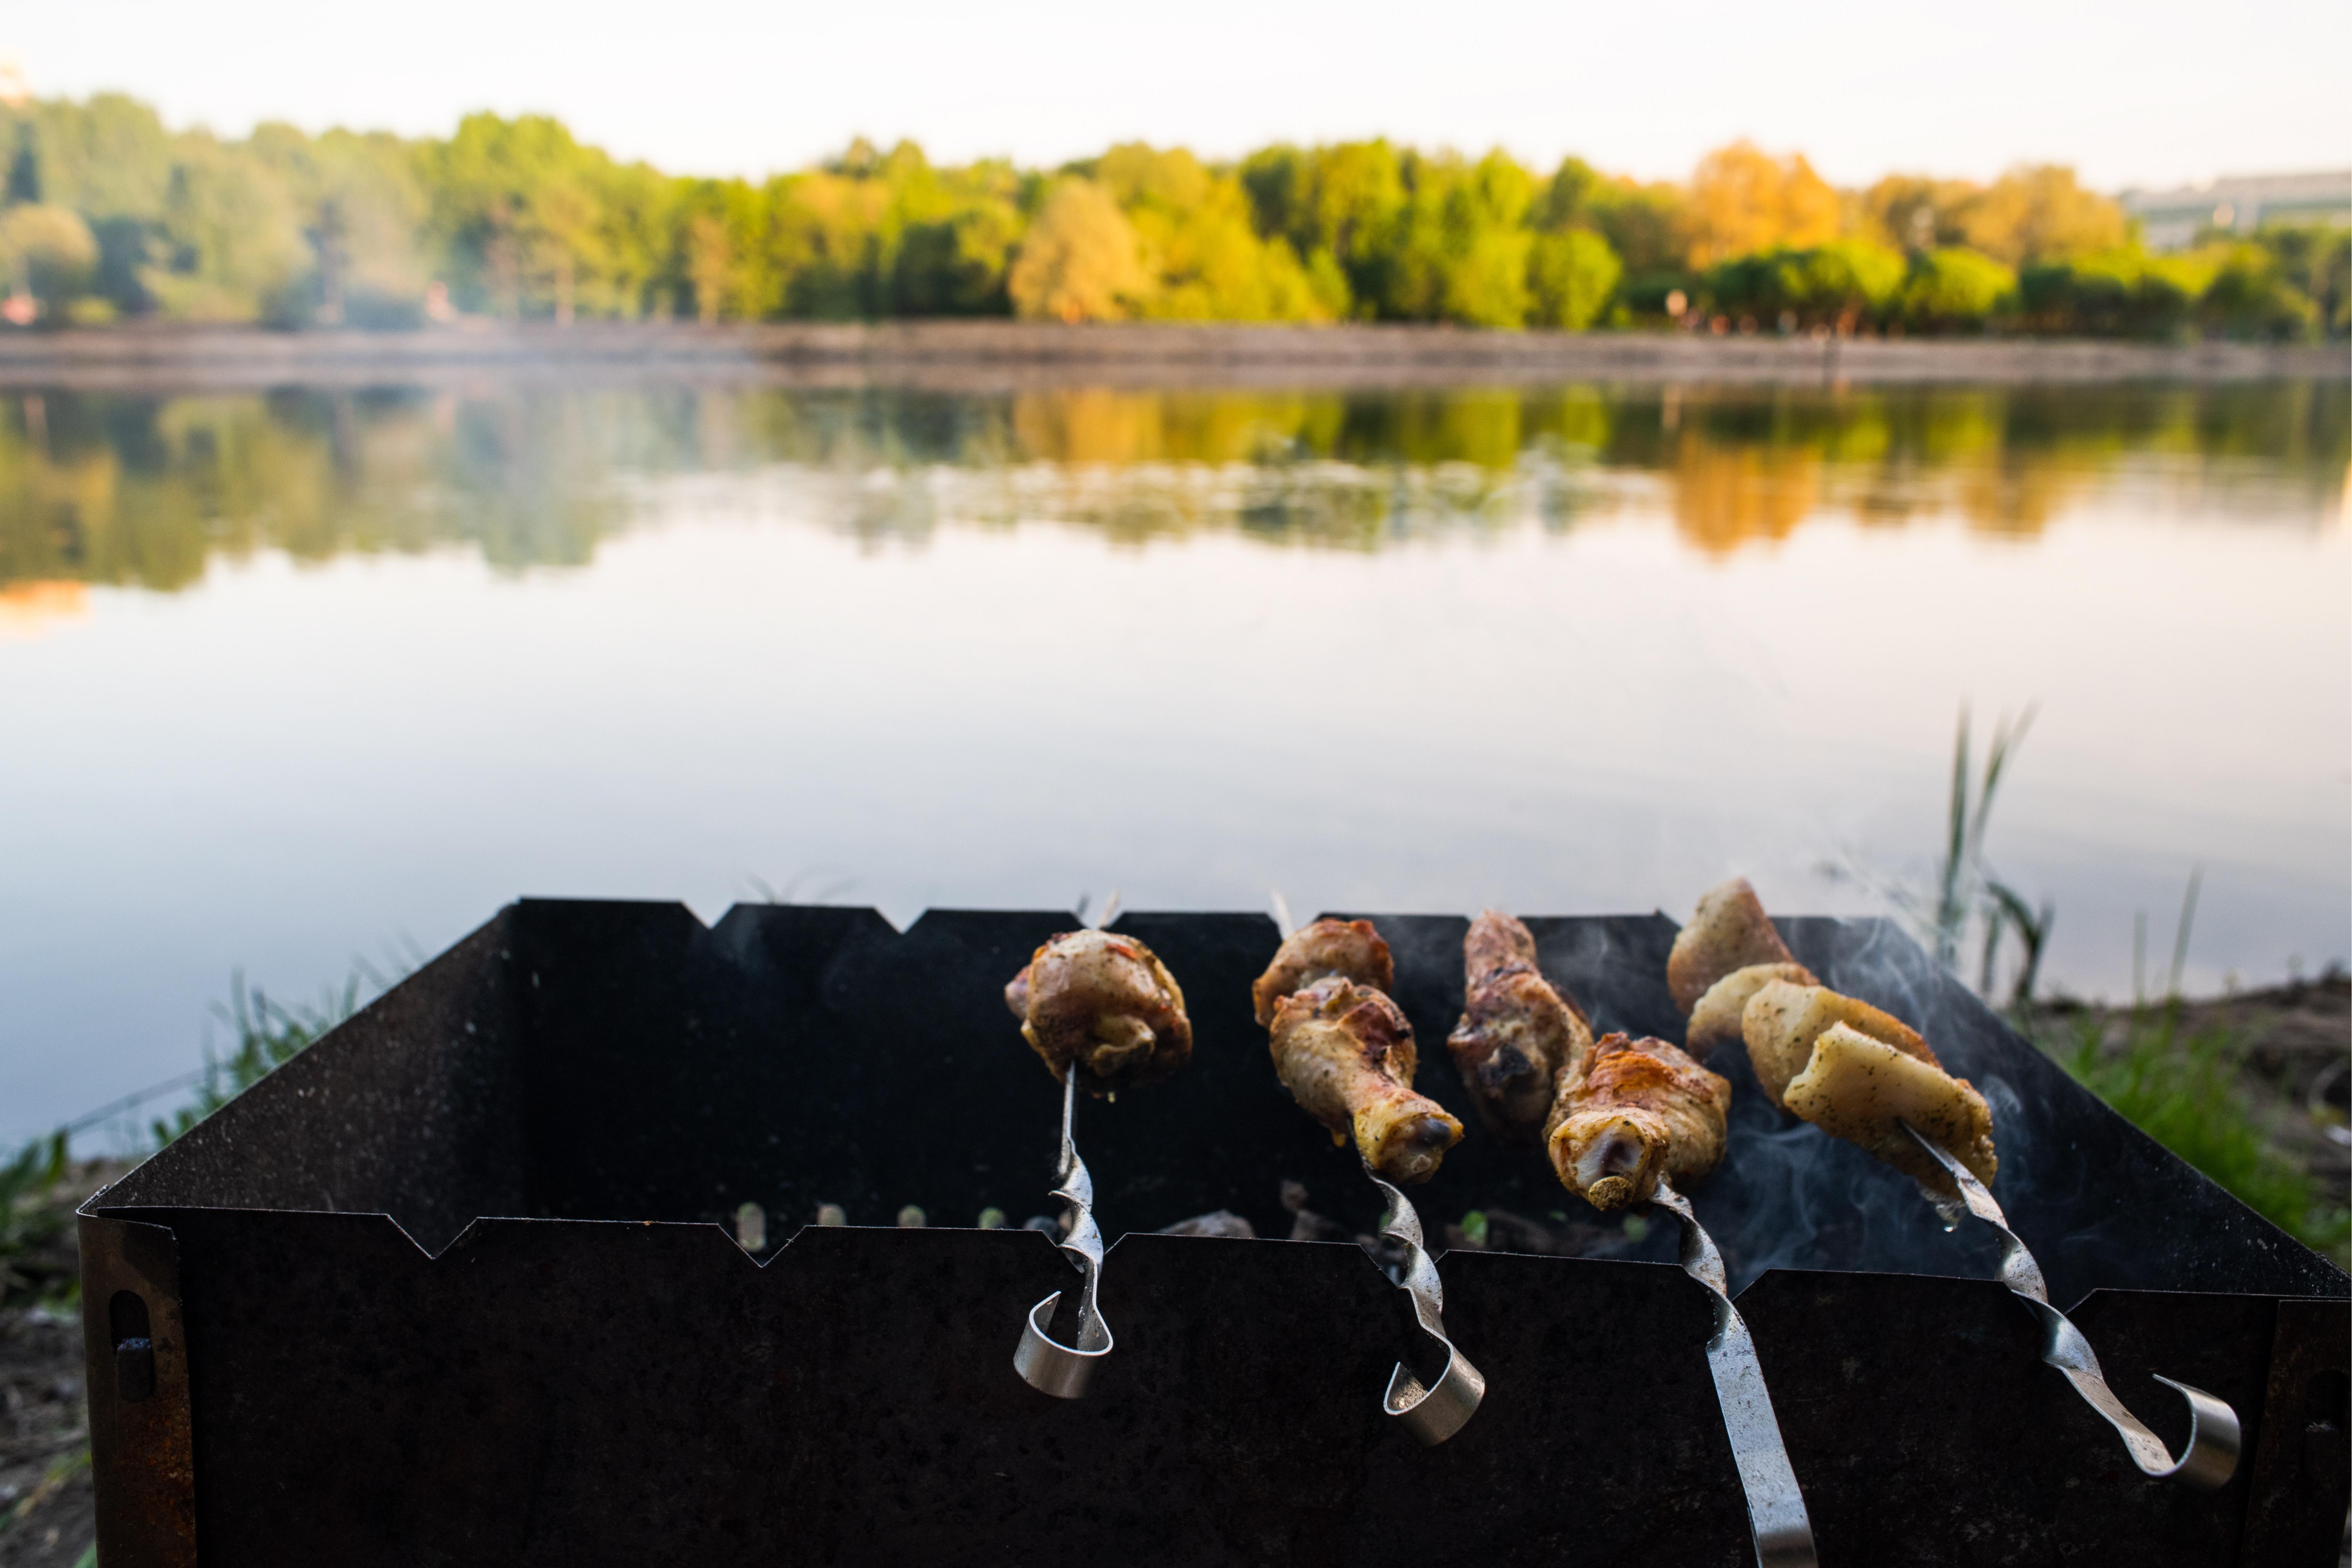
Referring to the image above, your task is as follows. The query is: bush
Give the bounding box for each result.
[0,202,100,316]
[1704,238,1905,329]
[2246,224,2349,336]
[1525,228,1621,330]
[1897,247,2016,333]
[2198,242,2321,341]
[2016,248,2215,339]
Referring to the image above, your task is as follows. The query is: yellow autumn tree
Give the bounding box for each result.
[1008,178,1150,322]
[1959,165,2127,267]
[1684,140,1839,267]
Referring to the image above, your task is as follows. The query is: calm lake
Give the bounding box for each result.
[1,377,2345,1146]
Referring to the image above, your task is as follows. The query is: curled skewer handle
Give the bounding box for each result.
[1902,1124,2241,1489]
[1015,1072,1114,1398]
[1366,1166,1486,1445]
[1651,1180,1819,1568]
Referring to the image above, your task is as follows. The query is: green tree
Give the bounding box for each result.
[1526,228,1622,330]
[1898,248,2017,333]
[2198,242,2320,341]
[0,204,99,315]
[141,133,310,323]
[2017,249,2214,338]
[2244,225,2349,337]
[424,113,621,321]
[247,123,433,326]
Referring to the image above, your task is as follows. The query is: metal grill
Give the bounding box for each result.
[80,901,2350,1566]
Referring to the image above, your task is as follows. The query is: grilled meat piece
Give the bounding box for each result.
[1268,976,1462,1183]
[1544,1032,1730,1211]
[1006,929,1192,1095]
[1740,981,1935,1110]
[1685,962,1816,1059]
[1783,1023,1998,1193]
[1252,918,1394,1027]
[1446,910,1594,1138]
[1743,980,1998,1193]
[1666,877,1812,1017]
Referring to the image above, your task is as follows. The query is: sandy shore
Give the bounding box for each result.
[0,321,2343,392]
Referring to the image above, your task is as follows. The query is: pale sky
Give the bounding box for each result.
[10,0,2350,190]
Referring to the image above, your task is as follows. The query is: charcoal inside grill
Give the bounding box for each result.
[79,901,2350,1567]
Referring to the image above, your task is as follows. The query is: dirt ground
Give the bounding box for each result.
[0,1162,114,1568]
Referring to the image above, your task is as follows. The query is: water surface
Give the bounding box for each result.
[2,379,2344,1145]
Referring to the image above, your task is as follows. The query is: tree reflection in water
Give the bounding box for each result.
[1,380,2342,593]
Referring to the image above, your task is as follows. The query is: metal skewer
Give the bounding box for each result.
[1650,1178,1818,1568]
[1900,1123,2241,1488]
[1014,1068,1113,1398]
[1366,1166,1486,1445]
[1270,888,1483,1444]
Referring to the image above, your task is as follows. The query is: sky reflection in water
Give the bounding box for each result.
[0,380,2344,1144]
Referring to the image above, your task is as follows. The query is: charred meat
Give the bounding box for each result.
[1252,918,1395,1026]
[1544,1032,1730,1211]
[1267,977,1462,1183]
[1446,910,1593,1139]
[1006,929,1192,1095]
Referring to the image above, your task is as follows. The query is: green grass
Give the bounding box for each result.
[148,970,365,1146]
[0,1130,68,1307]
[2049,1003,2351,1268]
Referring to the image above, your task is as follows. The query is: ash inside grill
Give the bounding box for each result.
[82,902,2350,1568]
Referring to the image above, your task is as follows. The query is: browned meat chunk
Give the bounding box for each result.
[1006,929,1191,1095]
[1666,877,1807,1015]
[1446,910,1593,1139]
[1544,1033,1730,1211]
[1686,961,1817,1058]
[1252,918,1394,1027]
[1268,977,1462,1183]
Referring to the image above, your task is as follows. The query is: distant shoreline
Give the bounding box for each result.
[0,321,2343,391]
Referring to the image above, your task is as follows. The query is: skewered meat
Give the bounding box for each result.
[1782,1023,1998,1192]
[1005,929,1192,1095]
[1685,961,1815,1058]
[1743,978,1997,1192]
[1446,911,1593,1138]
[1265,975,1462,1184]
[1666,878,1818,1056]
[1252,918,1394,1026]
[1544,1032,1730,1211]
[1740,981,1933,1110]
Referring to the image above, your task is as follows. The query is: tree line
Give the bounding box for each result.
[1,94,2344,340]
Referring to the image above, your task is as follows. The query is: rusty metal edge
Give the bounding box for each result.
[77,1212,198,1568]
[2236,1295,2351,1568]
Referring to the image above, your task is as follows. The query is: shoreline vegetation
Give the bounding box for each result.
[1,95,2345,349]
[0,320,2345,390]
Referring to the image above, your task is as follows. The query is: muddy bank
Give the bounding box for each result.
[0,1161,118,1568]
[0,321,2342,392]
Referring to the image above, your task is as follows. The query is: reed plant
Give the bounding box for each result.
[148,971,370,1146]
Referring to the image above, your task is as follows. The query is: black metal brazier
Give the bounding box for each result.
[81,902,2350,1566]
